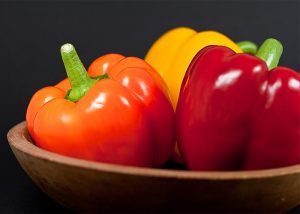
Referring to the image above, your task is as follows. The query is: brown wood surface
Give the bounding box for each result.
[7,122,300,212]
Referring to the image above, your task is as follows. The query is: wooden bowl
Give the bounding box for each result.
[7,122,300,212]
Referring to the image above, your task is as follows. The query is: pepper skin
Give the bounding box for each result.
[176,39,300,170]
[145,27,243,109]
[26,44,175,167]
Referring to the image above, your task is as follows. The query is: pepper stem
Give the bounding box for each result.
[256,38,283,70]
[237,41,258,55]
[61,43,97,102]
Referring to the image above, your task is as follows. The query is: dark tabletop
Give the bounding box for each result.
[0,0,299,212]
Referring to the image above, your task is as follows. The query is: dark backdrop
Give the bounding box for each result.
[0,0,299,212]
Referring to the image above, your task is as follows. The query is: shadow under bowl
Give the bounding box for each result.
[7,122,300,212]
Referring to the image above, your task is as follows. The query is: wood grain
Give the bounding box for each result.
[7,121,300,212]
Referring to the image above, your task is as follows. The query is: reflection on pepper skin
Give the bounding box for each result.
[288,78,300,90]
[265,79,282,109]
[214,69,242,90]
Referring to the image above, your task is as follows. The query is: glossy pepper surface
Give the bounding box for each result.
[26,44,175,167]
[145,27,243,109]
[176,39,300,170]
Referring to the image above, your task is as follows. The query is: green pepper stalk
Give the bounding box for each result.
[237,41,258,55]
[256,38,283,70]
[61,43,97,102]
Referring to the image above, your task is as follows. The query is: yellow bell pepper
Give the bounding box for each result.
[145,27,243,109]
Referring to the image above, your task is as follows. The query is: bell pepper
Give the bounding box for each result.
[176,38,300,170]
[145,27,254,109]
[26,44,175,167]
[145,27,257,164]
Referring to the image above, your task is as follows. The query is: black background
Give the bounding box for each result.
[0,0,299,213]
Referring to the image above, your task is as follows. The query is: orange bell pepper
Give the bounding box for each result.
[26,44,175,167]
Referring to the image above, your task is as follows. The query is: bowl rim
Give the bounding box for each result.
[7,121,300,180]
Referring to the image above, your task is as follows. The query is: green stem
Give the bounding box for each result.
[61,43,97,102]
[256,38,283,70]
[237,41,258,55]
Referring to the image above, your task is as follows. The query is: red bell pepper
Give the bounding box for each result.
[176,38,300,170]
[26,44,175,167]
